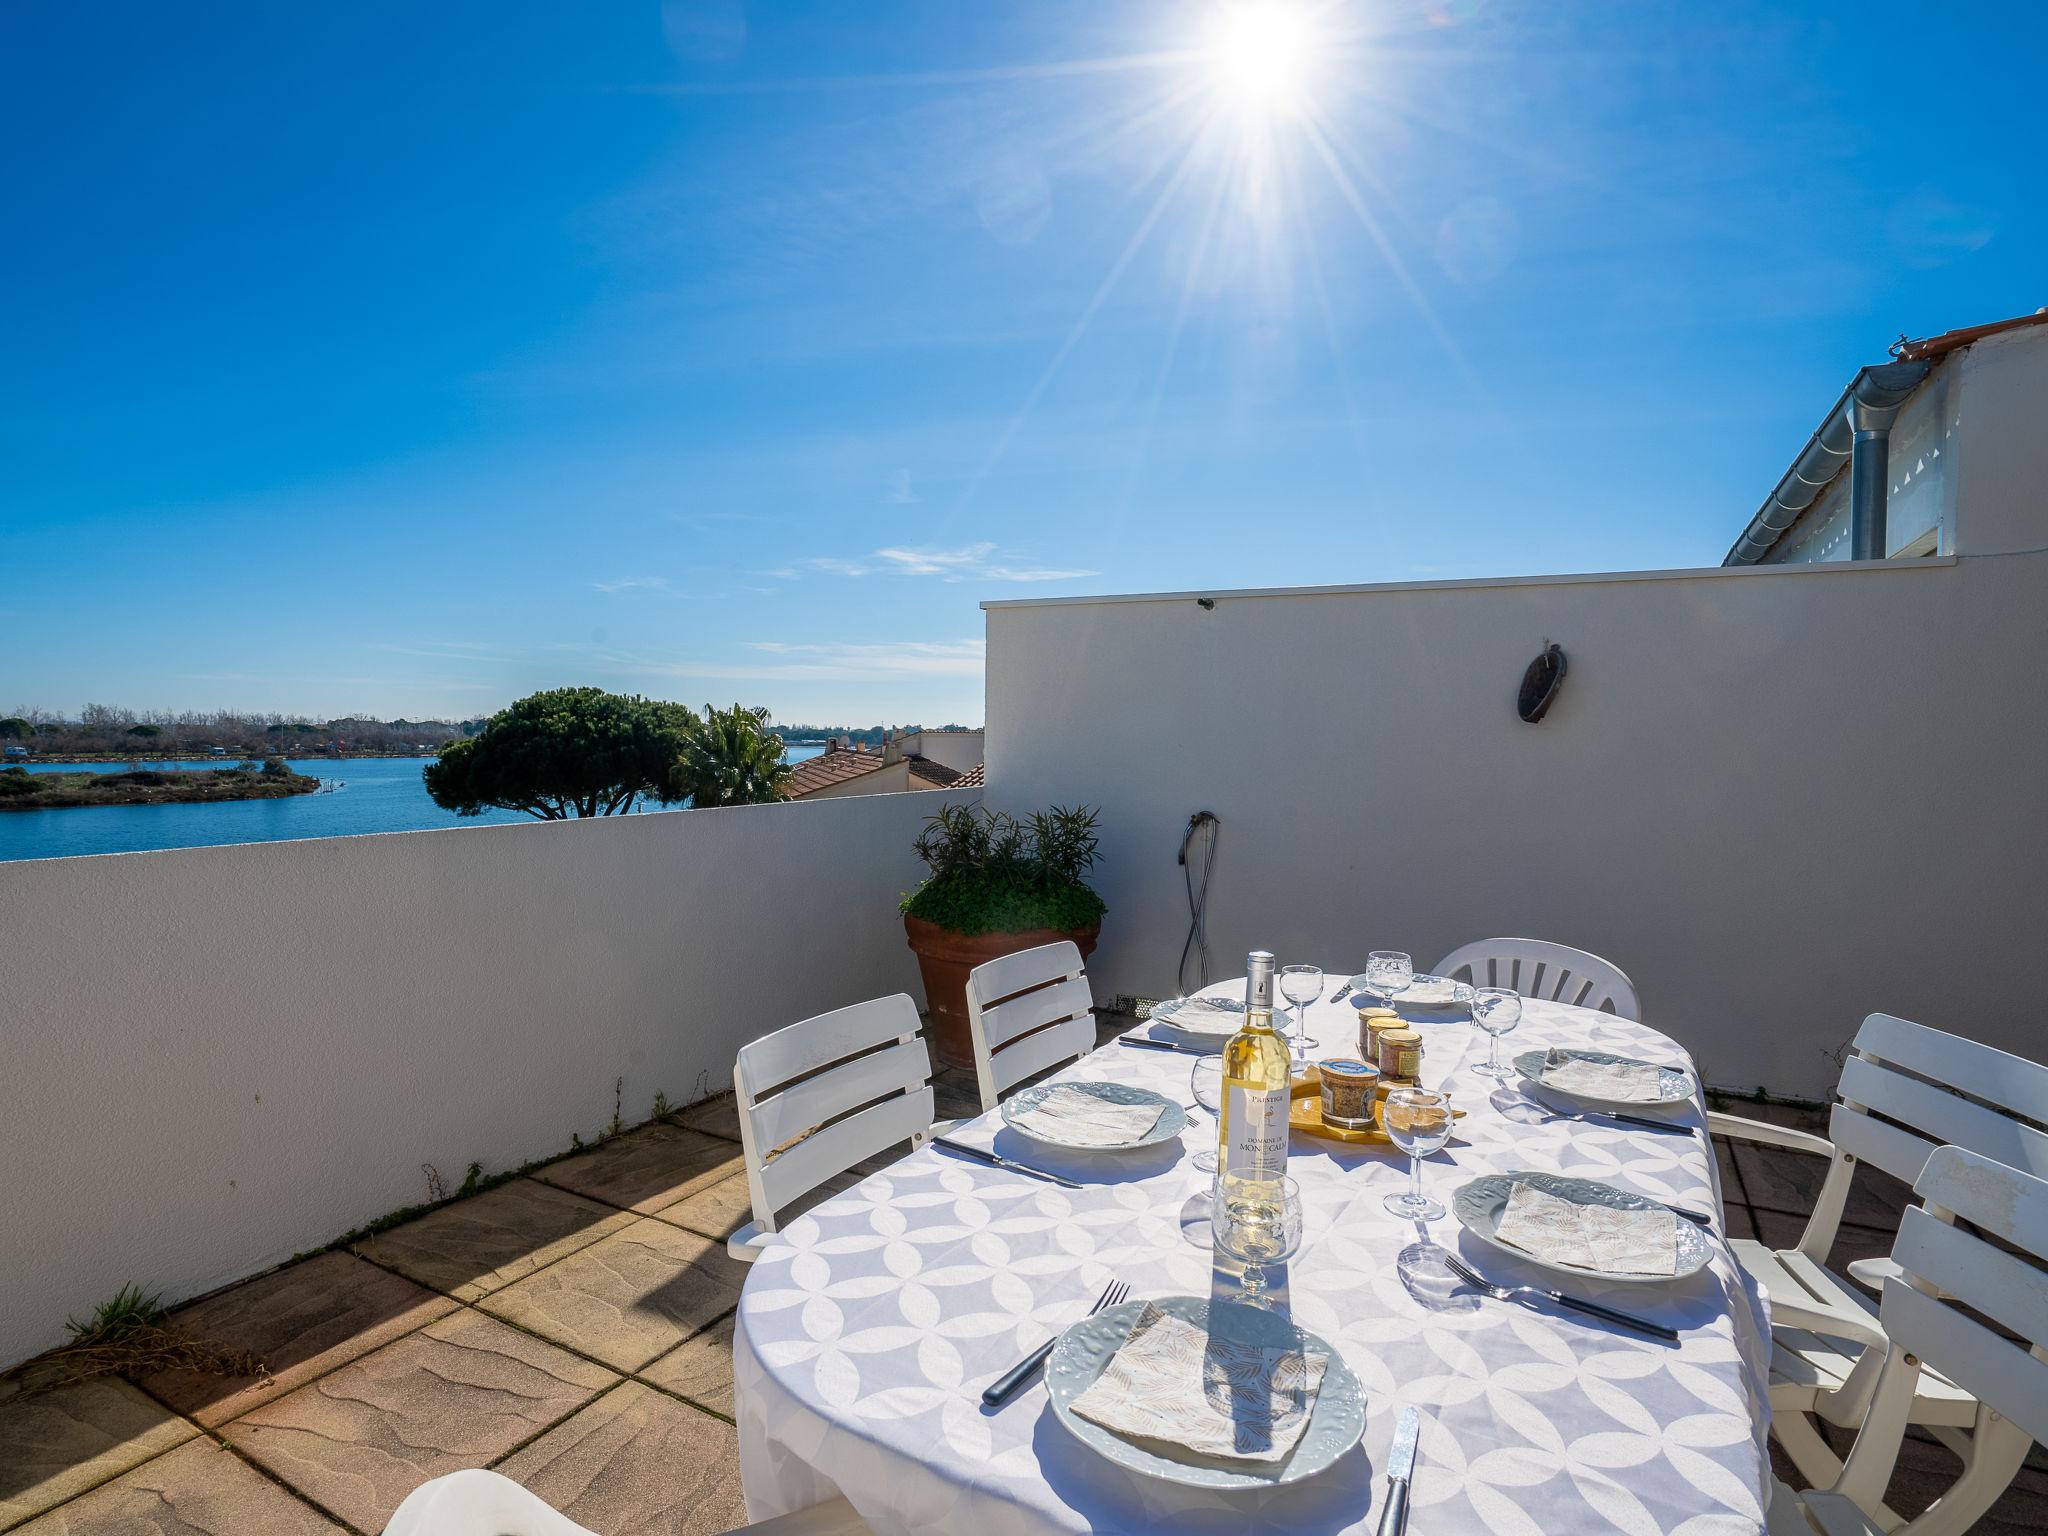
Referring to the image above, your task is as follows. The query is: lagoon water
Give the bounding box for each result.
[0,748,826,863]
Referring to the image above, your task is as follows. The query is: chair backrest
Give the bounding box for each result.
[733,994,935,1236]
[1827,1012,2048,1193]
[964,940,1096,1112]
[1831,1145,2048,1524]
[1434,937,1640,1019]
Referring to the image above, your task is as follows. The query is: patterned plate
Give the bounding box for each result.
[1348,973,1474,1010]
[1045,1295,1367,1489]
[1453,1171,1712,1285]
[1000,1081,1188,1151]
[1512,1047,1692,1108]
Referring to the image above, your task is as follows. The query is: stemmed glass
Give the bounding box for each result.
[1471,987,1523,1080]
[1365,950,1414,1002]
[1278,963,1324,1067]
[1382,1087,1454,1220]
[1188,1055,1222,1174]
[1212,1173,1304,1308]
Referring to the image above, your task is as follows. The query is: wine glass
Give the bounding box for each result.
[1188,1055,1223,1173]
[1471,987,1523,1080]
[1278,963,1324,1065]
[1365,950,1414,1002]
[1382,1087,1454,1220]
[1212,1173,1304,1308]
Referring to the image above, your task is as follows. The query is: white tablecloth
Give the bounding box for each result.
[735,984,1771,1536]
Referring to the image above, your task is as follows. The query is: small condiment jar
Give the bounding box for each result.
[1376,1027,1423,1083]
[1358,1006,1401,1062]
[1318,1058,1380,1129]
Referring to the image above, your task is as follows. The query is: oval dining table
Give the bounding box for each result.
[733,977,1773,1536]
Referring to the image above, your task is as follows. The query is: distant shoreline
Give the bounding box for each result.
[0,765,324,812]
[5,753,439,766]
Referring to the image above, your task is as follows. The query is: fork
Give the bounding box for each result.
[982,1279,1131,1407]
[1441,1253,1679,1341]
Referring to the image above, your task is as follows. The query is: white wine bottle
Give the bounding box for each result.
[1218,950,1291,1188]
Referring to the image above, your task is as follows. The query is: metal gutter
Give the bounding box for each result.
[1723,360,1930,566]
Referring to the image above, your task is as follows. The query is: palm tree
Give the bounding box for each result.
[671,704,792,807]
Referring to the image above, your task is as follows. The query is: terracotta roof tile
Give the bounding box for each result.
[903,755,966,789]
[954,763,984,787]
[779,747,887,799]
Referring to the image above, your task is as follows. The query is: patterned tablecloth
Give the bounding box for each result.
[734,983,1772,1536]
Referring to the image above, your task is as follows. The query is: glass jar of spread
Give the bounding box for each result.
[1318,1058,1380,1129]
[1376,1027,1422,1082]
[1357,1005,1399,1059]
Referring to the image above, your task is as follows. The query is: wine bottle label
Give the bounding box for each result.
[1223,1084,1288,1179]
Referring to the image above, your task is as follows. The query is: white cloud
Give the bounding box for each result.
[805,542,1094,583]
[593,576,670,593]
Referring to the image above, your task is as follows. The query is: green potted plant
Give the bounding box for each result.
[901,803,1106,1067]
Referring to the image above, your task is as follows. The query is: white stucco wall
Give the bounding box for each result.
[982,554,2048,1102]
[0,790,968,1368]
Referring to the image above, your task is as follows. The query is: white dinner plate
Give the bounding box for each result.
[1512,1048,1692,1109]
[1453,1172,1712,1285]
[1000,1081,1188,1151]
[1045,1295,1367,1489]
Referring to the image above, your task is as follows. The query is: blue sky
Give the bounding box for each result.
[3,1,2041,725]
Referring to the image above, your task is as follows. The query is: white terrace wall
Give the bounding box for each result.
[983,555,2048,1100]
[0,789,969,1368]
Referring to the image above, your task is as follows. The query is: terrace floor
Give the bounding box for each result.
[4,1014,2045,1535]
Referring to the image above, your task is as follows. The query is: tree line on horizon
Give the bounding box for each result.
[0,705,982,759]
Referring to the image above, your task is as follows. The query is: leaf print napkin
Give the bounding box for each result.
[1069,1303,1326,1463]
[1541,1048,1665,1102]
[1495,1181,1679,1276]
[1013,1085,1164,1147]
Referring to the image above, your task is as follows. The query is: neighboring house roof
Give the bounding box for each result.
[903,755,966,789]
[954,763,984,787]
[780,746,887,799]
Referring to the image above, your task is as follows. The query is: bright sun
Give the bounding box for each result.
[1202,0,1322,121]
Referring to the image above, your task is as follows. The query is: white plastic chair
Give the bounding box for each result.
[384,1469,868,1534]
[1764,1144,2048,1536]
[1433,937,1640,1019]
[1716,1013,2048,1526]
[728,994,936,1262]
[964,940,1097,1113]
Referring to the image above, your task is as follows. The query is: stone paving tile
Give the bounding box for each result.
[534,1125,744,1216]
[638,1313,736,1417]
[140,1250,455,1428]
[480,1219,748,1373]
[353,1178,636,1302]
[222,1308,614,1534]
[496,1380,746,1535]
[10,1435,345,1535]
[658,1171,753,1243]
[0,1375,196,1530]
[671,1093,741,1143]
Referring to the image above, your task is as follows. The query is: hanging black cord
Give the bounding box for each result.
[1177,811,1218,997]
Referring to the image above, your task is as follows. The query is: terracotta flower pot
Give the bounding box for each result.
[904,913,1101,1069]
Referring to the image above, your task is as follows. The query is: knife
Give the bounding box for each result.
[932,1137,1083,1190]
[1118,1035,1212,1056]
[1376,1406,1419,1536]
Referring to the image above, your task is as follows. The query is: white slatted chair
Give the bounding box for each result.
[964,940,1096,1113]
[728,994,936,1262]
[384,1469,868,1534]
[1765,1144,2048,1536]
[1433,937,1640,1019]
[1716,1013,2048,1527]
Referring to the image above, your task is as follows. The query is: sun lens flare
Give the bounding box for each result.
[1203,0,1322,121]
